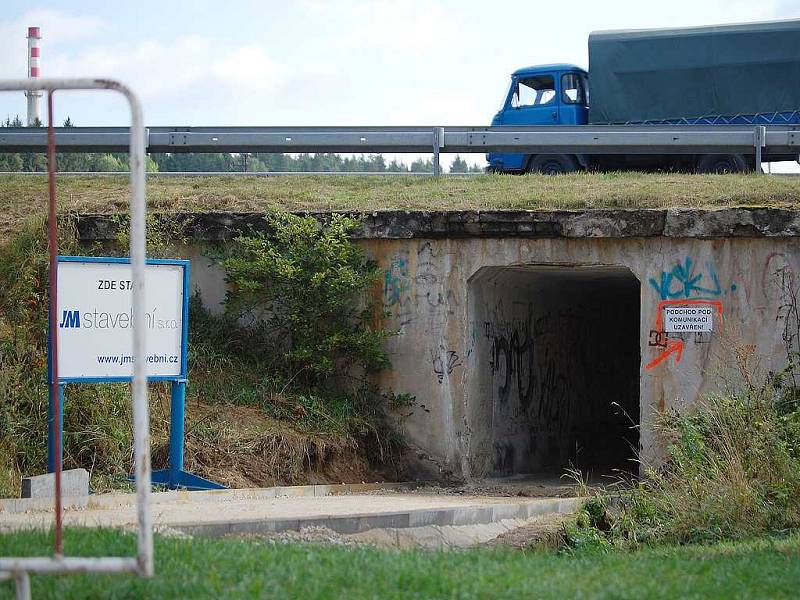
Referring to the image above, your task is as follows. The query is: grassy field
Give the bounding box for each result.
[2,172,800,239]
[1,528,798,599]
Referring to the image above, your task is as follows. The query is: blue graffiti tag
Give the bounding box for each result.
[383,256,409,306]
[649,257,723,300]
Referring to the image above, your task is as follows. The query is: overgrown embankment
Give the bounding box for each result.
[566,349,800,551]
[3,172,800,239]
[0,214,409,497]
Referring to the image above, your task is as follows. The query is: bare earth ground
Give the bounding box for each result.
[152,402,384,490]
[401,475,580,498]
[2,172,800,239]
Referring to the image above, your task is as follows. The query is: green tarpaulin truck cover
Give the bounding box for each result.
[588,19,800,124]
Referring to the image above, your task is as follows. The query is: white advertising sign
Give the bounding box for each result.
[56,259,187,380]
[663,305,713,333]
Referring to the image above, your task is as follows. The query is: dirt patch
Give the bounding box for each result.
[150,402,398,489]
[486,513,572,550]
[375,476,582,499]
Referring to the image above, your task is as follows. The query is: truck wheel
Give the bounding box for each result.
[696,154,750,174]
[528,154,578,175]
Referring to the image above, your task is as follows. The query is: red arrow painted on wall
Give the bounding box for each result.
[645,299,723,371]
[645,339,684,370]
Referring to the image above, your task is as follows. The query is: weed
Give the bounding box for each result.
[578,347,800,547]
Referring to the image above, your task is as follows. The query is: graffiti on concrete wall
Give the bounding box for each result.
[431,347,462,384]
[645,299,724,369]
[483,302,591,424]
[646,256,731,370]
[648,257,731,301]
[383,243,459,328]
[763,252,799,361]
[482,292,636,475]
[484,305,535,407]
[384,254,409,306]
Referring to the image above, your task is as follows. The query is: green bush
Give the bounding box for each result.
[217,211,409,462]
[187,294,409,448]
[222,211,392,386]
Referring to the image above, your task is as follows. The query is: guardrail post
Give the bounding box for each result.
[754,125,766,173]
[432,127,444,176]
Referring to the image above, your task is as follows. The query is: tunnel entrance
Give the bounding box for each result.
[468,265,640,479]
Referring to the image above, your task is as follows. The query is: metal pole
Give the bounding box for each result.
[46,385,64,474]
[432,127,441,177]
[755,125,766,173]
[121,83,153,578]
[168,381,186,486]
[14,572,30,600]
[46,353,53,471]
[46,90,63,557]
[0,77,152,579]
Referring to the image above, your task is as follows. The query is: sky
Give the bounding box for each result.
[1,0,799,167]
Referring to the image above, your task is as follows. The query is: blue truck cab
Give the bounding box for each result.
[487,64,588,173]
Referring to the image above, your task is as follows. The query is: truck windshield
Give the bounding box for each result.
[511,75,555,108]
[561,72,587,105]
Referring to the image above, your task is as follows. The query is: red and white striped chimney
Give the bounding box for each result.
[26,26,42,126]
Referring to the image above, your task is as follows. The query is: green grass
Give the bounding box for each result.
[2,172,800,239]
[1,528,799,599]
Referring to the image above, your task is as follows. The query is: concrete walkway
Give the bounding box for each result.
[0,483,580,538]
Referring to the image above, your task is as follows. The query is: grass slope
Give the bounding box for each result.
[1,529,799,599]
[2,173,800,239]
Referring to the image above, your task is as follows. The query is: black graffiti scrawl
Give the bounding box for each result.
[485,304,535,407]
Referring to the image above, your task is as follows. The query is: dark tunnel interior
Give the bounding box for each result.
[470,265,641,478]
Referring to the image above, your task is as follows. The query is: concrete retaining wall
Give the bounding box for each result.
[78,209,800,479]
[370,235,798,476]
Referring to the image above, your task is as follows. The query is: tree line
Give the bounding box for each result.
[0,117,483,174]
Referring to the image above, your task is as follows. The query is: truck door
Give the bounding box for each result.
[487,74,560,171]
[486,74,559,171]
[503,74,560,126]
[559,72,588,125]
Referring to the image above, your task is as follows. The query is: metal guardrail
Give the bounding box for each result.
[0,170,482,177]
[0,124,797,174]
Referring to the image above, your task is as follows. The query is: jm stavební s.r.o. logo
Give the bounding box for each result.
[58,307,179,330]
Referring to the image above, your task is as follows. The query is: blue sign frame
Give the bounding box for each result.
[48,255,224,491]
[53,255,191,384]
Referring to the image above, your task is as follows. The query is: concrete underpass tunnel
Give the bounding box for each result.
[468,265,640,478]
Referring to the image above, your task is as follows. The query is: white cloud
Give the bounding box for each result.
[299,0,462,54]
[772,0,800,18]
[31,34,286,104]
[212,45,287,91]
[0,7,286,106]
